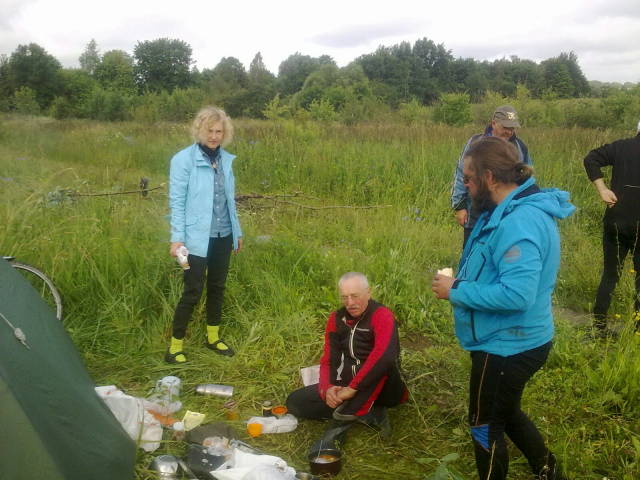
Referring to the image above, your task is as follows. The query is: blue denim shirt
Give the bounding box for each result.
[205,148,232,238]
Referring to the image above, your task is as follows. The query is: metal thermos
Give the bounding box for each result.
[195,383,234,397]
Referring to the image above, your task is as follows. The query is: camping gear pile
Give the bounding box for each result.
[96,374,308,479]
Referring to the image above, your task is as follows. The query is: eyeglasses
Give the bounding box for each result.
[340,294,362,302]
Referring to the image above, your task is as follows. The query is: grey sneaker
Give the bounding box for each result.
[332,403,357,422]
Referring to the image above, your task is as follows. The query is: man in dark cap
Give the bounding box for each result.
[583,120,640,336]
[451,105,533,246]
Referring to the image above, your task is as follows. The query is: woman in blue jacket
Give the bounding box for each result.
[432,137,574,480]
[166,106,243,363]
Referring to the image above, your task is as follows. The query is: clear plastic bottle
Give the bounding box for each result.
[176,246,190,270]
[246,414,298,434]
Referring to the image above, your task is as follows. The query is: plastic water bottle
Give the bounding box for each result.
[246,414,298,435]
[146,375,182,416]
[176,246,190,270]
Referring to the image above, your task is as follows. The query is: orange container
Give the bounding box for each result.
[271,405,288,418]
[247,422,263,438]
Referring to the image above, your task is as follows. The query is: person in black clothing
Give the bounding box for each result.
[583,121,640,334]
[286,272,407,448]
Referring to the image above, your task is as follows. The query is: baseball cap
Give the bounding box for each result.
[493,105,521,128]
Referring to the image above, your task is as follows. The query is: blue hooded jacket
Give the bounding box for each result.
[449,177,575,356]
[169,144,242,257]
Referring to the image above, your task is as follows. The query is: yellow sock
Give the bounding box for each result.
[207,325,228,350]
[169,337,186,362]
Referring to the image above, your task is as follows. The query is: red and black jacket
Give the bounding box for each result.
[318,300,401,399]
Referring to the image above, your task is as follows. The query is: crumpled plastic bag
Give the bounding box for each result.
[242,464,296,480]
[210,448,296,480]
[95,385,163,452]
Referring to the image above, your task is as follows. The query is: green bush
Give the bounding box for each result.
[307,98,337,122]
[262,94,291,120]
[433,93,472,126]
[563,99,607,128]
[81,87,132,121]
[13,86,41,115]
[397,98,430,125]
[49,96,76,119]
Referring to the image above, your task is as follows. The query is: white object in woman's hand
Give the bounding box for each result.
[170,242,184,257]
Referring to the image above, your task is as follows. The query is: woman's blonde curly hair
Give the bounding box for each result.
[191,106,234,147]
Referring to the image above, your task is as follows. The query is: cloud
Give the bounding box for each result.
[309,19,425,48]
[0,0,36,28]
[448,15,640,81]
[580,0,640,20]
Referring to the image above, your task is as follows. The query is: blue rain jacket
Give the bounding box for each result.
[169,144,242,257]
[449,177,575,356]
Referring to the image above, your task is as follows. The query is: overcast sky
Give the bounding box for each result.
[2,0,639,83]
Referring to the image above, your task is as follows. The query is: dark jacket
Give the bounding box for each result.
[318,300,401,399]
[451,126,532,228]
[584,134,640,226]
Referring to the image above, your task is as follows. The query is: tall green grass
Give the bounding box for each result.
[1,114,639,479]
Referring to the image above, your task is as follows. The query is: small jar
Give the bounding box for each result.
[224,400,239,420]
[261,400,273,417]
[172,421,185,441]
[271,405,288,418]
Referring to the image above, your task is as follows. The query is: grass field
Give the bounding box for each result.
[1,114,639,479]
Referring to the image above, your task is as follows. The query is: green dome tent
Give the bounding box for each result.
[0,259,135,480]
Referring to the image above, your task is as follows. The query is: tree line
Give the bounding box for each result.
[0,37,638,125]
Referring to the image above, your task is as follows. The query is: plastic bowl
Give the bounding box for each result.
[308,448,342,476]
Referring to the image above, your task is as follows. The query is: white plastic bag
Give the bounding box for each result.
[95,385,163,452]
[210,449,295,480]
[242,464,296,480]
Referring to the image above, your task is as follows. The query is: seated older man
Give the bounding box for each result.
[286,272,407,446]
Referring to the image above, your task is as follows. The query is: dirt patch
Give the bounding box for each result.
[402,333,433,352]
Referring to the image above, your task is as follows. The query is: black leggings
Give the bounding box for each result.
[469,342,552,480]
[593,222,640,326]
[172,235,232,339]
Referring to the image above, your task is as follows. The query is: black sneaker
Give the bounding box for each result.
[164,348,187,364]
[205,339,235,357]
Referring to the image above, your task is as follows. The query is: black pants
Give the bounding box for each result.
[593,222,640,327]
[469,342,552,480]
[286,371,407,420]
[172,235,233,339]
